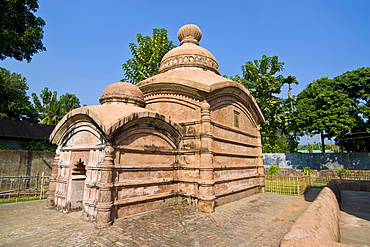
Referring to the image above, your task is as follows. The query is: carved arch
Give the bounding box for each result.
[107,111,183,148]
[51,115,108,149]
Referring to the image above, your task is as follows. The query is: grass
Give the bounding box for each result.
[311,180,329,187]
[0,194,47,204]
[0,175,49,204]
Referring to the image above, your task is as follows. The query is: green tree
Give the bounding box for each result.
[332,67,370,152]
[0,0,46,62]
[294,77,356,153]
[231,55,298,153]
[122,28,176,84]
[283,75,298,110]
[59,93,81,113]
[32,87,81,125]
[0,67,37,121]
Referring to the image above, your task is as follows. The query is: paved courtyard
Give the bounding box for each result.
[0,190,320,247]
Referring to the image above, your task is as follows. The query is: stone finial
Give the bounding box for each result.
[178,24,202,46]
[201,101,210,111]
[158,24,220,75]
[104,144,114,155]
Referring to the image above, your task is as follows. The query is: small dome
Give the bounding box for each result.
[158,24,219,75]
[99,82,145,107]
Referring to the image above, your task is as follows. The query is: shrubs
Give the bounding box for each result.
[336,166,350,179]
[0,143,16,150]
[302,167,313,175]
[268,165,279,175]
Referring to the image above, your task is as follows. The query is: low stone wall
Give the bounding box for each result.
[0,150,55,176]
[264,153,370,170]
[280,180,370,247]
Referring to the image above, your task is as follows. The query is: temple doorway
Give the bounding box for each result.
[68,158,86,210]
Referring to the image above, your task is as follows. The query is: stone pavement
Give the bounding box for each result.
[340,190,370,246]
[0,189,321,247]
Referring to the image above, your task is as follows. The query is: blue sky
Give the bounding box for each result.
[1,1,370,132]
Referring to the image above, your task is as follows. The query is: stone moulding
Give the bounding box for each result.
[212,151,259,158]
[215,183,260,197]
[99,93,145,107]
[159,54,219,74]
[114,192,173,206]
[115,147,176,155]
[211,120,260,138]
[214,174,260,184]
[212,135,260,148]
[114,179,174,187]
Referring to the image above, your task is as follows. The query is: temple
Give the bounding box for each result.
[47,24,265,228]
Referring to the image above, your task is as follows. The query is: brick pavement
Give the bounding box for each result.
[0,189,320,247]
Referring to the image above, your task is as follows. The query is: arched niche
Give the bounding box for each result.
[51,117,108,213]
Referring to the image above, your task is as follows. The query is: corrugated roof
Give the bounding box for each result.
[0,119,55,140]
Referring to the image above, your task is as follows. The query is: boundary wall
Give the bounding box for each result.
[264,153,370,170]
[2,151,369,176]
[0,150,54,176]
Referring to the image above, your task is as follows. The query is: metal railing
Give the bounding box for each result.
[0,173,49,203]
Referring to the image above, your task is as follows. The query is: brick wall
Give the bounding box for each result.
[0,150,55,176]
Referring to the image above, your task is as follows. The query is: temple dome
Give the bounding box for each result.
[158,24,220,75]
[99,81,145,107]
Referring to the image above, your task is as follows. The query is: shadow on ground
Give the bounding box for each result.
[0,191,321,246]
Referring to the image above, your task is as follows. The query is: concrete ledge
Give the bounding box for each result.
[280,179,370,247]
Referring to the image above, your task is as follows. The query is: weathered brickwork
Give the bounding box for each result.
[47,24,265,227]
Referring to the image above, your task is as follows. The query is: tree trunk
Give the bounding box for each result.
[321,132,325,153]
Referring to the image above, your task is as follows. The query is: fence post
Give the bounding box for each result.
[36,173,39,198]
[40,172,45,200]
[297,176,300,195]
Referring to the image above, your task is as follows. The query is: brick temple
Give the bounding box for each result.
[47,24,265,228]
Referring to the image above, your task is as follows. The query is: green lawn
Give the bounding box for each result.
[0,194,47,204]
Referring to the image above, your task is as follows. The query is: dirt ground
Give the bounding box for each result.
[0,189,321,247]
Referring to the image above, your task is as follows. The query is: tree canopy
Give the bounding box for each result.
[32,87,81,125]
[0,0,46,62]
[333,67,370,124]
[294,77,356,153]
[231,55,298,153]
[332,67,370,151]
[0,67,37,121]
[294,67,370,152]
[122,28,176,84]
